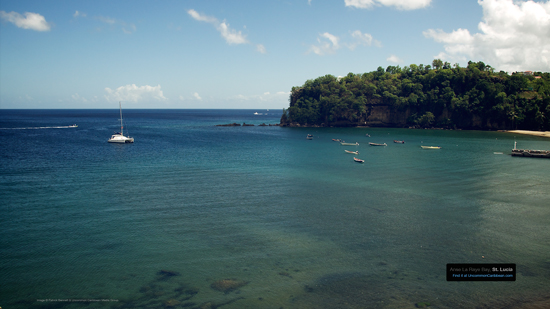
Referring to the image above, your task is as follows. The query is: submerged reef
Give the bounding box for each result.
[210,279,249,293]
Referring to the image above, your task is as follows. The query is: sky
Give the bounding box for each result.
[1,0,549,109]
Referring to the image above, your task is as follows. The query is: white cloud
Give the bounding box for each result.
[122,24,137,34]
[218,21,248,44]
[344,0,375,9]
[97,16,116,25]
[344,0,431,10]
[187,9,217,23]
[73,11,86,18]
[423,0,550,72]
[347,30,382,50]
[256,44,267,54]
[310,30,381,55]
[387,55,403,63]
[95,16,136,34]
[104,84,167,103]
[71,93,88,102]
[70,93,98,103]
[187,9,249,45]
[235,91,289,102]
[323,32,340,48]
[187,9,266,53]
[309,32,341,55]
[193,92,202,100]
[350,30,373,46]
[0,11,51,31]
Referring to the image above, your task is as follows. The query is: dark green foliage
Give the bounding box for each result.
[281,60,550,130]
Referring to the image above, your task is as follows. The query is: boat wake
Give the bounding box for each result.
[0,125,77,130]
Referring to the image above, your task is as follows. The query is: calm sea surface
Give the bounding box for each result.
[1,109,549,308]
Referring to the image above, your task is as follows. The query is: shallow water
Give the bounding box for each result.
[1,109,549,308]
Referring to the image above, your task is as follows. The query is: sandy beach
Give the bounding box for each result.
[503,130,550,138]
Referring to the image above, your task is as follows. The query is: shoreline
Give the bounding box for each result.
[282,123,550,139]
[502,130,550,138]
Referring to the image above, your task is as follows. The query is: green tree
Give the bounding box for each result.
[416,112,435,127]
[432,59,443,70]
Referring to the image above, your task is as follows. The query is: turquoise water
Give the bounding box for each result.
[1,110,549,308]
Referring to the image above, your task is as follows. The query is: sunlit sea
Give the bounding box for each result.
[1,109,549,308]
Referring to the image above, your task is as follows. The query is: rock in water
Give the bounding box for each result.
[157,270,180,281]
[164,299,180,308]
[210,279,249,293]
[157,270,180,276]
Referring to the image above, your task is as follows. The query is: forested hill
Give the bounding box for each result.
[280,60,550,131]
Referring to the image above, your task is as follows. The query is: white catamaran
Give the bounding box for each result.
[108,102,134,143]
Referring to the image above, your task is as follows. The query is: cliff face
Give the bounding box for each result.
[281,104,407,127]
[281,103,511,130]
[364,105,405,127]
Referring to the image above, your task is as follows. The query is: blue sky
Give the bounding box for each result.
[1,0,549,109]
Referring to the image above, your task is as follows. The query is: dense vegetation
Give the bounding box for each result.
[280,60,550,131]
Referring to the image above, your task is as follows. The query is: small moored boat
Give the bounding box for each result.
[421,146,441,149]
[393,140,404,144]
[353,157,364,163]
[332,138,342,142]
[369,142,387,146]
[341,142,359,146]
[345,150,359,154]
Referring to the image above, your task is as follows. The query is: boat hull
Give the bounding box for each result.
[421,146,440,149]
[511,149,550,158]
[108,135,134,143]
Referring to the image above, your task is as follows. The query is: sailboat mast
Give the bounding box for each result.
[119,101,123,136]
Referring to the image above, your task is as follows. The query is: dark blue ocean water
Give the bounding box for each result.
[1,109,550,308]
